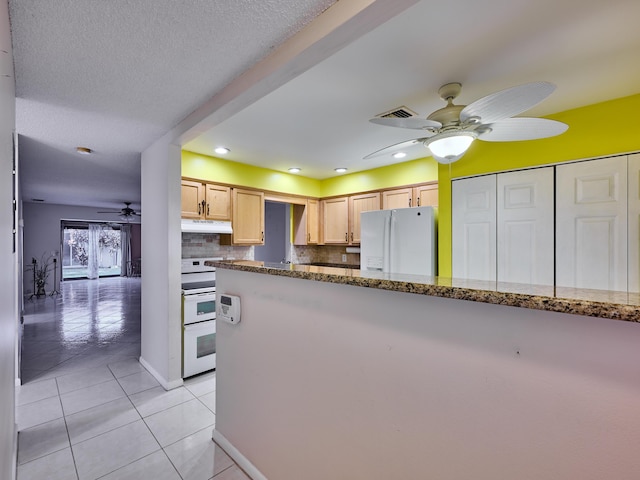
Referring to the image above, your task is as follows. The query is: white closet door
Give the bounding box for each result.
[497,167,554,285]
[628,153,640,293]
[556,156,628,291]
[452,175,496,281]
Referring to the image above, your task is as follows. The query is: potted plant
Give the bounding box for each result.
[27,254,54,297]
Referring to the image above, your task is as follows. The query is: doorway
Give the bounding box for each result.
[61,222,124,280]
[254,201,290,263]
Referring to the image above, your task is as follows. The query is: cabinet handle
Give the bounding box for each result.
[417,197,420,206]
[345,232,348,242]
[409,198,411,207]
[261,231,264,242]
[207,203,210,215]
[198,203,201,215]
[350,232,353,242]
[308,233,310,242]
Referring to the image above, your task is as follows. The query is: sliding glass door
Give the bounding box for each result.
[61,222,122,280]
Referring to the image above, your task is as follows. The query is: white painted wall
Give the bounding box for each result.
[21,201,135,293]
[0,0,17,476]
[140,136,183,389]
[215,269,640,480]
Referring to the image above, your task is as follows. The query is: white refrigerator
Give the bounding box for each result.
[360,206,436,275]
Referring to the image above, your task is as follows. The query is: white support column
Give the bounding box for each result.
[140,135,183,389]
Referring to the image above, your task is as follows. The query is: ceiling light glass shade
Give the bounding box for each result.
[424,131,477,164]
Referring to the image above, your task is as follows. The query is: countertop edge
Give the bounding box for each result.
[208,261,640,323]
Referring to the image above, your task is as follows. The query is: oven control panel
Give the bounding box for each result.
[217,294,241,325]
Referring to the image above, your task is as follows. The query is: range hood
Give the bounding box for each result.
[181,219,233,234]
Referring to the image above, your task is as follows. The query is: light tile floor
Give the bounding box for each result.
[17,277,248,480]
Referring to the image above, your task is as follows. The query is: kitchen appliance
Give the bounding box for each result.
[181,257,222,377]
[360,206,436,276]
[181,218,233,234]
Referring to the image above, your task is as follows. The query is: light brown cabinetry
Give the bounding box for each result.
[293,198,319,245]
[321,193,380,244]
[381,183,438,209]
[231,188,264,245]
[349,192,380,244]
[181,179,231,220]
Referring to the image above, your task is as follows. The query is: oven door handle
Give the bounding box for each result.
[184,320,217,332]
[183,292,216,300]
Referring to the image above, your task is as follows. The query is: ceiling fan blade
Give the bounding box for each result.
[478,117,568,142]
[460,81,556,124]
[363,138,429,160]
[369,117,442,131]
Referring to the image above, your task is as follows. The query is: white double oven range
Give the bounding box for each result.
[181,257,221,378]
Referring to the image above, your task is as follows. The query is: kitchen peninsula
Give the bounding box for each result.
[210,261,640,480]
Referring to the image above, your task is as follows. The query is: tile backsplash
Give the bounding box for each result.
[182,233,253,260]
[182,232,360,266]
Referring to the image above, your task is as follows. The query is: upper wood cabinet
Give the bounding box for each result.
[349,192,380,244]
[231,188,264,245]
[321,193,380,245]
[321,197,349,244]
[181,179,231,220]
[293,198,319,245]
[382,183,438,210]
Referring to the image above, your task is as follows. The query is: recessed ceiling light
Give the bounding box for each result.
[214,147,230,155]
[288,167,301,173]
[76,147,92,155]
[393,152,407,159]
[334,168,347,173]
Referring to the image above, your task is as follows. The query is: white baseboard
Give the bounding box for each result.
[212,429,268,480]
[138,356,183,390]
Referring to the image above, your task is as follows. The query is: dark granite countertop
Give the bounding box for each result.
[206,260,640,323]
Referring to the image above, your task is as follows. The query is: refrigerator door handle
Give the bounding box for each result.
[385,213,393,273]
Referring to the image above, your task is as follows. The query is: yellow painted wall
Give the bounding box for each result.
[182,150,439,198]
[319,158,438,197]
[182,151,323,197]
[437,93,640,276]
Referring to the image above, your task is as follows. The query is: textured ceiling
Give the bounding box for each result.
[9,0,336,209]
[10,0,640,209]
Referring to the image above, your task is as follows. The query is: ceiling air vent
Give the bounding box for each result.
[375,106,418,119]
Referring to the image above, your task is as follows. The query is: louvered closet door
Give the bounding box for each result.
[452,175,496,281]
[497,168,554,285]
[556,156,628,291]
[628,154,640,293]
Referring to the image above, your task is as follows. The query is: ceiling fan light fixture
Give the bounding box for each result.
[424,131,478,164]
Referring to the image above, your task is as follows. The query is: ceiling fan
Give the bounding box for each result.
[365,81,568,164]
[97,202,141,220]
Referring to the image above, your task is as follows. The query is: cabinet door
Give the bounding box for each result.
[382,188,413,209]
[293,199,320,245]
[322,197,349,244]
[307,198,319,244]
[452,175,497,281]
[497,168,554,285]
[556,157,628,291]
[205,184,231,220]
[350,193,380,244]
[232,189,265,245]
[414,184,438,207]
[181,180,204,219]
[629,154,640,293]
